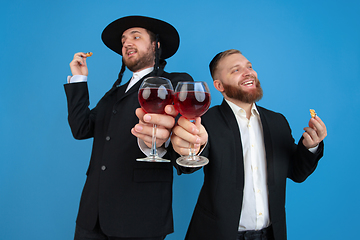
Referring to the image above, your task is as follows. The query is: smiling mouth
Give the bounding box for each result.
[241,80,255,86]
[126,49,137,57]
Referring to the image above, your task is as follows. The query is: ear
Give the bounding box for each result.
[152,41,161,52]
[213,79,224,93]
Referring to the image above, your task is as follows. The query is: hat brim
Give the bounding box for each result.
[101,16,180,59]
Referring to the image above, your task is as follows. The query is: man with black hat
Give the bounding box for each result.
[64,16,193,240]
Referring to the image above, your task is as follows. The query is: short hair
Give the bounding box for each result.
[209,49,242,80]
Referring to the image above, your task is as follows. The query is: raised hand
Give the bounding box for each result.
[302,116,327,149]
[69,52,91,76]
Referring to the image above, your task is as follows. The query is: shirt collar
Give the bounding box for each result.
[132,67,154,81]
[125,67,154,92]
[225,99,259,118]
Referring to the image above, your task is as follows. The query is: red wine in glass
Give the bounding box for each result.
[139,88,174,114]
[174,91,210,119]
[174,81,211,167]
[137,76,174,162]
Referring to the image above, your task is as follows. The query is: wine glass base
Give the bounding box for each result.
[137,155,171,163]
[176,155,209,167]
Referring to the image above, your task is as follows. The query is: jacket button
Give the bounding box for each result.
[112,110,117,114]
[101,165,106,171]
[106,136,111,141]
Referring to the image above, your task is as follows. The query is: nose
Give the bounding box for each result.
[122,38,133,55]
[242,67,252,77]
[122,37,133,47]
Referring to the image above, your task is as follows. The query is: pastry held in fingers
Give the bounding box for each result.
[310,109,316,118]
[85,52,93,57]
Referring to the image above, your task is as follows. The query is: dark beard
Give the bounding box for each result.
[222,79,263,103]
[123,46,155,72]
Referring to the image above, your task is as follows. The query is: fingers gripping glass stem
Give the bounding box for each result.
[150,124,158,157]
[189,143,195,156]
[136,76,174,162]
[174,81,210,167]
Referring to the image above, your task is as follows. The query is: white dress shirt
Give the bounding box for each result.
[225,99,271,231]
[125,67,153,92]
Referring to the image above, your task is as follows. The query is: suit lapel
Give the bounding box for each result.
[257,106,275,186]
[219,100,244,191]
[116,81,128,101]
[115,76,143,103]
[219,101,275,189]
[120,79,140,100]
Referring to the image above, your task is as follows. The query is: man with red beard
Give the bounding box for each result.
[133,49,327,240]
[64,16,192,240]
[171,49,327,240]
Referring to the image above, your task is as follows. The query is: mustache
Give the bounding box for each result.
[124,46,137,52]
[246,75,257,81]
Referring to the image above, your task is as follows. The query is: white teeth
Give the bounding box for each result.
[242,80,254,86]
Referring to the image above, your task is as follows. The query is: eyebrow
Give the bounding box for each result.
[228,61,252,70]
[229,64,240,70]
[121,30,142,39]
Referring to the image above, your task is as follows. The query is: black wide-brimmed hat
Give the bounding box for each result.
[101,15,180,59]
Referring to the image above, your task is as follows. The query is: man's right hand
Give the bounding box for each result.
[69,52,89,76]
[131,105,179,148]
[171,116,208,156]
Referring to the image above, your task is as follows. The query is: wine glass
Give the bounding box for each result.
[137,76,174,162]
[174,81,211,167]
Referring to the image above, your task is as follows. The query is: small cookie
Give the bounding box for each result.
[310,109,316,118]
[85,52,93,57]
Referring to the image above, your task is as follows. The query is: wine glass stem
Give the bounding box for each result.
[189,143,196,158]
[188,120,196,158]
[150,124,158,157]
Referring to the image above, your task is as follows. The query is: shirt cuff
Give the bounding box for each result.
[308,145,319,153]
[67,75,87,83]
[138,138,167,157]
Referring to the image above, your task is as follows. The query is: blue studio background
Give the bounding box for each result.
[1,0,359,239]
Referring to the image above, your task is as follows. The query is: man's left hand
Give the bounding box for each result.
[303,116,327,149]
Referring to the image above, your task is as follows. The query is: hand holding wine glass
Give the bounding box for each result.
[174,81,211,167]
[132,105,177,149]
[137,76,174,162]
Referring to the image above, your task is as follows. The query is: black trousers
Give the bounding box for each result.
[237,225,274,240]
[74,220,166,240]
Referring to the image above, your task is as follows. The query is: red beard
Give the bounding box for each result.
[222,78,263,104]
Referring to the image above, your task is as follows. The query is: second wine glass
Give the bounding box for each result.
[174,81,211,167]
[137,76,174,162]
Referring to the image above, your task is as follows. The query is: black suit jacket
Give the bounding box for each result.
[64,70,193,238]
[173,100,324,240]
